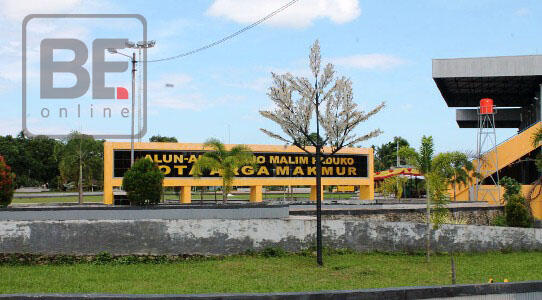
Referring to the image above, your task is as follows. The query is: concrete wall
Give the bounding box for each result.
[1,217,542,255]
[0,205,289,221]
[291,206,503,226]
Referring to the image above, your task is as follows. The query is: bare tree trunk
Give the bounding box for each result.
[78,161,83,204]
[426,182,431,263]
[316,147,323,266]
[453,182,456,202]
[450,248,456,284]
[315,84,323,267]
[223,184,227,204]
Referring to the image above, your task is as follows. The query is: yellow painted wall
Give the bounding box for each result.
[467,184,542,219]
[452,122,542,201]
[104,142,374,204]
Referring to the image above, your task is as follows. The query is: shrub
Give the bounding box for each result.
[260,247,286,258]
[379,176,407,199]
[501,176,521,200]
[122,158,164,205]
[0,156,15,207]
[491,214,507,227]
[505,194,533,228]
[93,251,113,265]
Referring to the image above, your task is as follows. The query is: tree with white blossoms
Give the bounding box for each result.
[259,40,385,266]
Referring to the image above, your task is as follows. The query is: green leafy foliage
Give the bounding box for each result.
[373,137,409,171]
[260,247,287,258]
[192,138,255,203]
[122,158,164,205]
[378,176,407,199]
[491,214,507,226]
[505,194,533,228]
[58,132,104,192]
[431,151,475,201]
[397,135,434,175]
[418,136,434,174]
[149,135,178,143]
[500,176,521,199]
[426,172,450,228]
[499,176,532,228]
[0,156,15,207]
[0,133,62,188]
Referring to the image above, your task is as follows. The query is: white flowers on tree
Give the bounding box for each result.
[259,40,384,266]
[259,40,385,153]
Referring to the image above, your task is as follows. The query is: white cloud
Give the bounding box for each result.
[331,54,406,70]
[153,94,206,111]
[1,0,82,21]
[401,103,413,111]
[515,8,530,17]
[227,76,269,92]
[207,0,361,28]
[152,94,245,112]
[0,118,21,135]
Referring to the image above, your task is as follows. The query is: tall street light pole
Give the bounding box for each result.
[107,47,137,166]
[127,41,155,143]
[130,52,136,166]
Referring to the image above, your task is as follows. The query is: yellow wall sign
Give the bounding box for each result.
[103,142,374,204]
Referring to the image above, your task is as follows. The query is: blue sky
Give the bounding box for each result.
[0,0,540,152]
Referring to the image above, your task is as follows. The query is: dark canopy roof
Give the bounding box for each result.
[433,55,542,107]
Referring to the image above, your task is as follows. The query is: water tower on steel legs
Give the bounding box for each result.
[475,98,500,203]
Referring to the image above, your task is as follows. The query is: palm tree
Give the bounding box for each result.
[398,135,434,262]
[192,138,255,203]
[449,152,475,202]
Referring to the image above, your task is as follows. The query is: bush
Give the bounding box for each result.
[122,158,164,205]
[260,247,286,258]
[501,176,521,200]
[491,214,507,226]
[0,156,15,207]
[379,176,407,199]
[505,194,533,228]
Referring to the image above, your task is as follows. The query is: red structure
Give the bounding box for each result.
[480,98,494,114]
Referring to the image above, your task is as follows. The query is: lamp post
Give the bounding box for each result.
[107,47,137,166]
[126,41,155,143]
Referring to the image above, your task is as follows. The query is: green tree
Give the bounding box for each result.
[58,132,103,203]
[426,160,456,285]
[373,137,410,171]
[431,151,475,202]
[122,157,164,205]
[379,176,407,199]
[0,156,15,207]
[0,133,62,188]
[301,132,323,147]
[500,176,532,227]
[399,135,434,262]
[192,138,255,203]
[149,135,178,142]
[427,156,452,226]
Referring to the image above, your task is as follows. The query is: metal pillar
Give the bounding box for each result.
[475,106,500,203]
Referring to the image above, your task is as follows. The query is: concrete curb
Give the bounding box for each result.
[0,281,540,299]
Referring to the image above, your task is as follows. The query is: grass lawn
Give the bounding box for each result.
[0,252,541,294]
[165,192,357,201]
[11,196,103,204]
[11,195,103,204]
[11,193,356,204]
